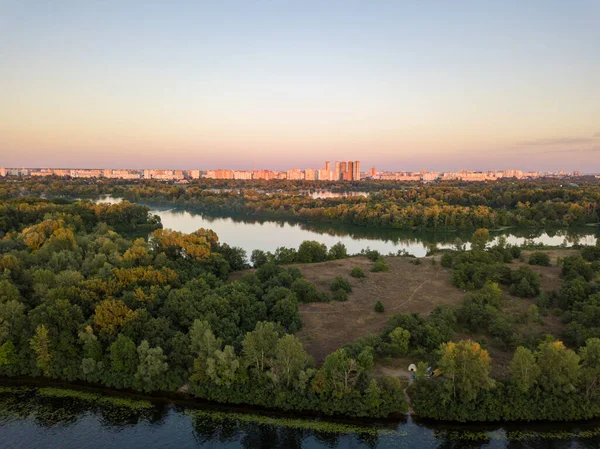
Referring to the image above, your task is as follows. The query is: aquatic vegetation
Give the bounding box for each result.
[186,409,399,436]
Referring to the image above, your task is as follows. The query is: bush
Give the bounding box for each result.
[290,278,319,303]
[510,267,541,298]
[529,252,551,266]
[440,253,453,268]
[350,267,366,278]
[328,242,348,260]
[364,248,381,262]
[332,289,349,302]
[371,258,389,272]
[330,276,352,293]
[375,300,385,313]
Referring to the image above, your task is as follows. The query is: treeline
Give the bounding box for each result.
[0,197,406,418]
[2,178,600,231]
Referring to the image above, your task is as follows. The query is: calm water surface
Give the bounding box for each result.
[1,385,600,449]
[94,195,599,256]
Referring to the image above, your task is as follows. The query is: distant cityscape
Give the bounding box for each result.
[0,161,593,183]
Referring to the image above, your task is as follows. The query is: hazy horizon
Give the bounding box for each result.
[1,1,599,172]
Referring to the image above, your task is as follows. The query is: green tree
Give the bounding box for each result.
[437,340,494,402]
[272,334,309,388]
[0,341,17,368]
[109,334,138,388]
[471,228,490,252]
[579,338,600,401]
[135,340,169,392]
[30,324,53,376]
[509,346,540,392]
[388,327,411,355]
[536,340,580,394]
[189,320,222,358]
[242,321,280,375]
[205,345,240,387]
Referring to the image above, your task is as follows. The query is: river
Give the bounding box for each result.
[94,195,599,257]
[1,384,600,448]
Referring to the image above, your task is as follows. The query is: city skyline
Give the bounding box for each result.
[1,1,599,171]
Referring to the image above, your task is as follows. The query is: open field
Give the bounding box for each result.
[293,256,465,362]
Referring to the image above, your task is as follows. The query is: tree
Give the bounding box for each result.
[388,327,410,355]
[320,349,360,398]
[328,242,347,260]
[272,334,308,388]
[93,298,134,335]
[109,334,138,388]
[437,340,494,402]
[205,345,240,387]
[374,300,385,313]
[579,338,600,401]
[135,340,168,392]
[0,300,25,344]
[509,347,540,392]
[189,320,222,359]
[471,228,490,252]
[0,341,17,368]
[297,241,328,263]
[536,340,580,394]
[250,249,269,268]
[242,321,279,375]
[30,324,53,376]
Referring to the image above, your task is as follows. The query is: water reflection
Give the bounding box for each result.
[2,386,600,448]
[91,195,598,257]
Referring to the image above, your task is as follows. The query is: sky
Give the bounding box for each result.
[1,0,599,172]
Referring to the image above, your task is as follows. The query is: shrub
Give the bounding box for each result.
[290,278,319,303]
[350,267,366,278]
[328,242,348,260]
[374,300,385,313]
[529,252,551,267]
[330,276,352,293]
[364,248,381,262]
[332,289,349,302]
[371,258,389,272]
[510,267,541,298]
[440,253,453,268]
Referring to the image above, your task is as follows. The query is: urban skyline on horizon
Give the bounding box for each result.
[2,2,599,173]
[1,160,588,183]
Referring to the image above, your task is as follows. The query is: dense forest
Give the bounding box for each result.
[2,177,600,230]
[2,177,600,422]
[0,196,407,418]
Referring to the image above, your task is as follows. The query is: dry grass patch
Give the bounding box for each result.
[294,256,465,362]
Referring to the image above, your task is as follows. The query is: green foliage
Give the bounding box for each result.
[471,228,490,252]
[374,301,385,313]
[330,276,352,293]
[350,267,366,278]
[529,251,551,266]
[509,267,541,298]
[370,258,389,272]
[331,289,349,302]
[440,252,453,268]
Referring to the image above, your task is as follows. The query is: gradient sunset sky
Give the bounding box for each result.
[1,1,599,172]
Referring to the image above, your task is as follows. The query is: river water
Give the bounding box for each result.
[1,385,600,449]
[94,196,599,257]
